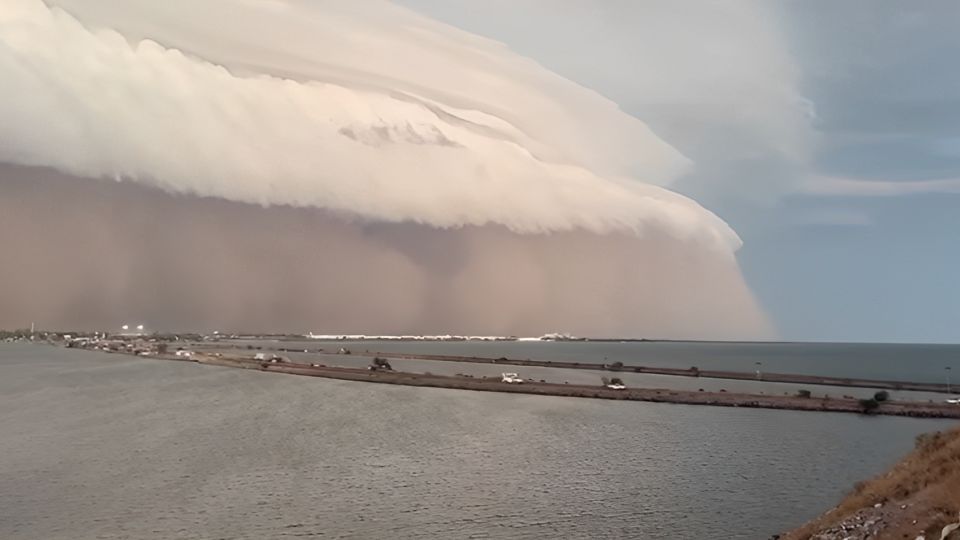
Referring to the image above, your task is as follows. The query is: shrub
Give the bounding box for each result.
[874,390,890,402]
[369,357,393,371]
[609,361,624,371]
[609,377,624,386]
[859,398,880,413]
[796,389,812,398]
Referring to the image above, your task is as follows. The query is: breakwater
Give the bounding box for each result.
[369,351,955,393]
[193,342,958,394]
[177,352,960,419]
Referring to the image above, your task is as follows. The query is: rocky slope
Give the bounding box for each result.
[783,426,960,539]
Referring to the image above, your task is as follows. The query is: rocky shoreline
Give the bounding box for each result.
[782,428,960,539]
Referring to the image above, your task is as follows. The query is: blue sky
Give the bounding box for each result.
[402,0,960,343]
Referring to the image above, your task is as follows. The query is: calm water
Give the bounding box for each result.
[268,340,960,384]
[0,343,953,539]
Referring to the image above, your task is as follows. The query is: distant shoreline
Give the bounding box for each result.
[6,330,960,346]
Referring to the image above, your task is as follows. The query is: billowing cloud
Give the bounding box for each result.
[397,0,815,206]
[0,0,773,338]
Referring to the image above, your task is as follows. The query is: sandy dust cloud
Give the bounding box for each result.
[0,1,773,338]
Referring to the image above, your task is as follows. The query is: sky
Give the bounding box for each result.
[1,1,957,342]
[399,0,960,343]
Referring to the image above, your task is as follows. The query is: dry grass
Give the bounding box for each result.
[786,426,960,539]
[859,429,960,504]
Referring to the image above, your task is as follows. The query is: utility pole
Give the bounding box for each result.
[755,361,762,380]
[947,366,952,394]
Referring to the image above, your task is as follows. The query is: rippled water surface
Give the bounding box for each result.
[0,344,951,539]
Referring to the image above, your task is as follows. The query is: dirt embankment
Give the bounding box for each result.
[195,342,957,394]
[783,427,960,540]
[182,353,960,419]
[366,351,956,394]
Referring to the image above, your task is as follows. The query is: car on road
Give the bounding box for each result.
[501,373,524,384]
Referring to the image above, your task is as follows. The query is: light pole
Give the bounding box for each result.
[947,366,952,394]
[755,361,762,381]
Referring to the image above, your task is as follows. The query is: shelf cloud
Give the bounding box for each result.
[0,0,773,338]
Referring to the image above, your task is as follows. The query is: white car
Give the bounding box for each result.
[606,384,627,390]
[946,397,960,404]
[501,373,524,384]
